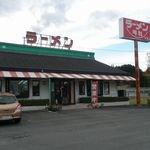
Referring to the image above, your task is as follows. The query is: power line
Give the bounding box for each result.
[94,48,149,53]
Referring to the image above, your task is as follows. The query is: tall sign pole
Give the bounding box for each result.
[119,17,150,105]
[134,41,141,105]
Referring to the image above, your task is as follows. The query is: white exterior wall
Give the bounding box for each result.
[1,78,5,92]
[100,81,118,97]
[70,81,75,103]
[75,80,118,103]
[29,79,49,100]
[109,81,118,97]
[126,87,150,97]
[1,78,119,101]
[40,79,49,99]
[75,79,79,103]
[1,78,49,100]
[75,79,87,103]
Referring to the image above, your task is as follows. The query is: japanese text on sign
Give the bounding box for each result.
[119,18,150,42]
[24,31,73,49]
[92,81,98,103]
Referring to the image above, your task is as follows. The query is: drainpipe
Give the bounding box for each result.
[48,78,51,105]
[91,80,92,102]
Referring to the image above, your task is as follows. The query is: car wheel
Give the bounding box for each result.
[14,118,21,123]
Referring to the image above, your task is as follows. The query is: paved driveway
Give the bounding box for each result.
[0,107,150,150]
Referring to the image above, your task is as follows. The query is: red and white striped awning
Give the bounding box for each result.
[0,71,49,78]
[45,73,135,81]
[0,71,135,81]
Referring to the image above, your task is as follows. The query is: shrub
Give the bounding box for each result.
[79,97,129,103]
[47,104,62,111]
[147,99,150,106]
[98,97,129,103]
[79,97,91,103]
[18,99,49,106]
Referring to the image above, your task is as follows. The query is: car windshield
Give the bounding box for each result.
[0,96,17,104]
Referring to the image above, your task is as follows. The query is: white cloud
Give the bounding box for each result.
[0,0,150,71]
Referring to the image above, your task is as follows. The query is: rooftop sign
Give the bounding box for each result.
[24,31,73,49]
[119,18,150,42]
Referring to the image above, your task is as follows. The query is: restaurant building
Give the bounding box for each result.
[0,34,135,105]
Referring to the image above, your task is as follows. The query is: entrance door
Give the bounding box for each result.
[60,81,71,105]
[54,80,74,105]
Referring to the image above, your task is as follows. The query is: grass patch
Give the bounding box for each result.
[129,97,150,105]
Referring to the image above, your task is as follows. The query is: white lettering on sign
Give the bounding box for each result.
[119,18,150,42]
[125,19,149,38]
[92,81,98,103]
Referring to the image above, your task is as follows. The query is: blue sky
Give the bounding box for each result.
[95,41,149,71]
[0,0,149,71]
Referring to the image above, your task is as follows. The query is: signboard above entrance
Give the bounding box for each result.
[119,18,150,42]
[24,31,73,50]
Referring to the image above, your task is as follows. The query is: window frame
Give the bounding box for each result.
[86,80,91,96]
[5,78,29,98]
[32,80,40,96]
[0,79,2,92]
[103,81,110,95]
[79,80,85,95]
[98,81,103,96]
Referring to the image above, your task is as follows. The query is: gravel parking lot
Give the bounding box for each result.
[0,107,150,150]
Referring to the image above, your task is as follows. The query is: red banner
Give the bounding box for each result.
[91,81,98,102]
[119,18,150,42]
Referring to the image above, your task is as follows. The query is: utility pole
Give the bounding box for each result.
[134,41,141,105]
[147,53,150,68]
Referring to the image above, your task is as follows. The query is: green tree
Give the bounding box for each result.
[115,64,148,87]
[144,67,150,87]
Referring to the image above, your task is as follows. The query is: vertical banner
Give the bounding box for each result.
[92,81,98,103]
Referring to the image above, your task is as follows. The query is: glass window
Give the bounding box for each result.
[0,96,16,104]
[98,81,103,96]
[0,80,2,92]
[103,81,110,95]
[79,81,85,95]
[32,80,40,96]
[86,80,91,96]
[5,79,29,98]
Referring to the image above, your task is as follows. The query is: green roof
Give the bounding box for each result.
[0,42,95,59]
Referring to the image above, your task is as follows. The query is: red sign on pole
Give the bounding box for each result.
[92,81,98,103]
[119,18,150,42]
[119,17,150,105]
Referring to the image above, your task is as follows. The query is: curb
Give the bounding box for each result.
[101,101,129,107]
[22,102,131,112]
[22,106,46,112]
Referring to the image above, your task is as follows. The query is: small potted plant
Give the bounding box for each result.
[47,99,62,111]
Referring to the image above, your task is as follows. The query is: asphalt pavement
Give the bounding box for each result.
[0,107,150,150]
